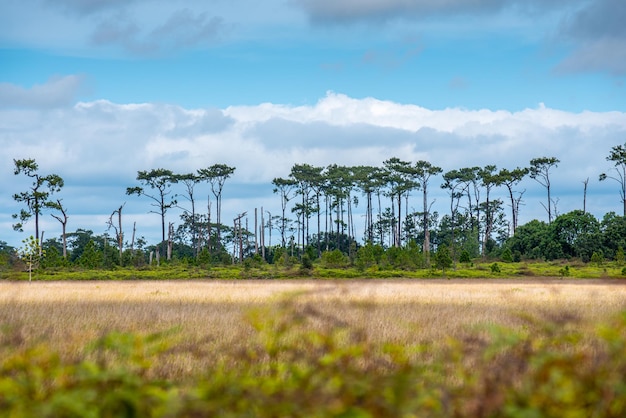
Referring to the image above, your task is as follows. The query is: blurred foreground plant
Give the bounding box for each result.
[1,298,625,417]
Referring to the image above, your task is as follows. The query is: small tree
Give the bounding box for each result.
[590,251,604,267]
[19,236,44,282]
[459,249,472,264]
[616,246,625,266]
[501,247,513,263]
[12,159,64,250]
[434,244,453,275]
[79,240,103,269]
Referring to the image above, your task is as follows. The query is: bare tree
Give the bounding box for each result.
[50,199,69,259]
[412,160,442,263]
[106,204,125,261]
[272,177,297,247]
[496,167,529,234]
[198,164,236,251]
[599,142,626,216]
[582,177,589,214]
[126,168,178,258]
[530,157,560,223]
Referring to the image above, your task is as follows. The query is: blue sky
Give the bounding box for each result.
[1,0,626,249]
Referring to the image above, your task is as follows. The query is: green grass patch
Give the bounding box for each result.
[5,258,626,281]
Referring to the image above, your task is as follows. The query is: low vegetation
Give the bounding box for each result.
[1,280,625,416]
[2,255,626,281]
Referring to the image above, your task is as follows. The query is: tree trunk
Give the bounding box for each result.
[117,206,123,260]
[131,222,136,253]
[167,222,174,261]
[62,222,67,259]
[423,186,430,265]
[254,208,258,255]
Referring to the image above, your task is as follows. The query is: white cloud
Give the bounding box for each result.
[2,92,626,248]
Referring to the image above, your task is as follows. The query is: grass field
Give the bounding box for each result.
[1,279,625,416]
[1,279,625,377]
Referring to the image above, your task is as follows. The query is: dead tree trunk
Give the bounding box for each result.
[51,199,69,259]
[106,204,125,261]
[167,222,174,260]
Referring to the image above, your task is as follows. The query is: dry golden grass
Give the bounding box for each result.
[1,279,625,380]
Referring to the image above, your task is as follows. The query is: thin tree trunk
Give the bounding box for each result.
[131,222,136,253]
[423,185,430,265]
[207,197,212,256]
[61,222,67,259]
[117,206,123,260]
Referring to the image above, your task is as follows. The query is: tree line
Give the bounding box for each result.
[5,141,626,269]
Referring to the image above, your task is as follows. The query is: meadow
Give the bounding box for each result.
[1,279,626,416]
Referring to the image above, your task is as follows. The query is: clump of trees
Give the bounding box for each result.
[8,141,626,272]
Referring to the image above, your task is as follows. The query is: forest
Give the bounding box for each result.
[2,141,626,274]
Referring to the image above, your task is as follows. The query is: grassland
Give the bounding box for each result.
[2,279,625,375]
[1,279,625,416]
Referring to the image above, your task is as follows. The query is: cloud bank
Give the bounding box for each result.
[2,90,625,247]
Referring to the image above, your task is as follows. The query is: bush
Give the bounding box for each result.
[591,251,604,266]
[196,248,212,267]
[459,249,471,264]
[501,247,513,263]
[355,244,378,271]
[434,244,453,273]
[490,262,501,273]
[616,246,625,266]
[321,249,348,269]
[300,254,313,272]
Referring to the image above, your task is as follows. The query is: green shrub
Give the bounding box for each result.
[434,244,453,274]
[501,247,513,263]
[615,246,625,266]
[591,251,604,266]
[321,249,348,268]
[459,249,471,264]
[196,248,212,267]
[490,262,501,273]
[300,254,313,272]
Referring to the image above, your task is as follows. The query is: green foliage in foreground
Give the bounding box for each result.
[1,301,626,417]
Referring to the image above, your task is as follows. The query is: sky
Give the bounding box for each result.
[1,0,626,250]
